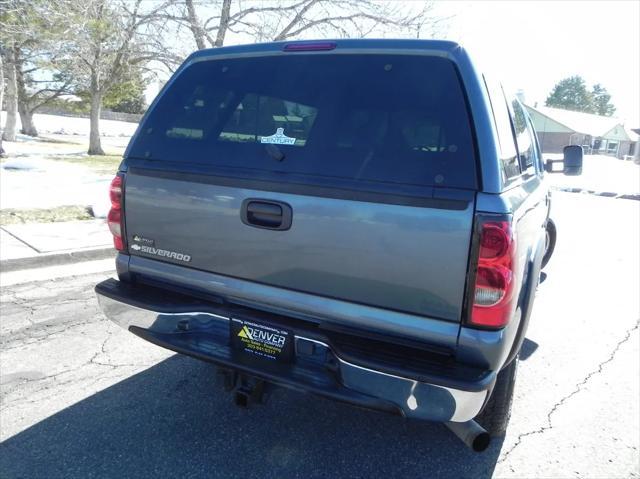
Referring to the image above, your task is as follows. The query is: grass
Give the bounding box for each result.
[51,153,122,175]
[0,205,94,225]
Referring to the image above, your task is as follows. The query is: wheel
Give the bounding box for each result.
[475,355,519,437]
[541,218,557,269]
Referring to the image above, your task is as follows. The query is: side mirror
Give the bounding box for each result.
[545,145,583,176]
[562,145,583,175]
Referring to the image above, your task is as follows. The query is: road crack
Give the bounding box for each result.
[498,319,640,463]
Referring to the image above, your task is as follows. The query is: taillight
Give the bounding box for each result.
[107,175,126,251]
[469,219,516,328]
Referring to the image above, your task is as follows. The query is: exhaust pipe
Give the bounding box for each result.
[445,420,491,452]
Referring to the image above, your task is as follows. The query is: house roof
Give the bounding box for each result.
[623,126,640,142]
[525,104,639,141]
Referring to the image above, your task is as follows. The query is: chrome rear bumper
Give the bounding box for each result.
[96,279,491,423]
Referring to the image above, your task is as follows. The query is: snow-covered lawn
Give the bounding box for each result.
[546,154,640,194]
[1,113,137,216]
[1,112,137,138]
[1,159,112,216]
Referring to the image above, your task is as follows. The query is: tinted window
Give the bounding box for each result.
[526,115,544,175]
[130,54,477,190]
[484,77,520,181]
[510,99,537,175]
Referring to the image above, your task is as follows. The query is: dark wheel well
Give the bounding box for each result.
[541,218,557,269]
[503,233,545,367]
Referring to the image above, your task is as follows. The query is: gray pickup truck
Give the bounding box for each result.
[95,39,582,452]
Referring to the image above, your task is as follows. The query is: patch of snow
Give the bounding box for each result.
[89,182,112,218]
[0,159,112,210]
[2,157,83,172]
[14,133,43,143]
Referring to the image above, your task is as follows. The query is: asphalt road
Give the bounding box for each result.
[1,192,638,478]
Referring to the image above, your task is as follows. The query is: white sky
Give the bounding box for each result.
[434,0,640,125]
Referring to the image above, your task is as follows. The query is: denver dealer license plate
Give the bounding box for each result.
[231,318,293,363]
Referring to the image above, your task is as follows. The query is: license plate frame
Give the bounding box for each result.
[230,318,293,363]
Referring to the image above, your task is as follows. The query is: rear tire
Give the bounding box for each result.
[475,355,519,437]
[541,219,557,269]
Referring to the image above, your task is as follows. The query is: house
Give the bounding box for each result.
[525,104,640,159]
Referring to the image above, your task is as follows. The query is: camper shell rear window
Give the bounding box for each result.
[129,53,478,190]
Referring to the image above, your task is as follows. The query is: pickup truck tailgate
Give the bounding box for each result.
[123,171,474,321]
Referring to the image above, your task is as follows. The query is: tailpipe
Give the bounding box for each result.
[445,420,491,452]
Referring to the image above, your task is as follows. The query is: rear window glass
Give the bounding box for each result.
[130,54,477,190]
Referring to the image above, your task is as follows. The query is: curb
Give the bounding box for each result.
[0,246,115,273]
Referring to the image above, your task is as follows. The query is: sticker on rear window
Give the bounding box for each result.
[260,128,296,145]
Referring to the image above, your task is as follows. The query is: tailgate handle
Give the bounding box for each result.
[241,199,292,231]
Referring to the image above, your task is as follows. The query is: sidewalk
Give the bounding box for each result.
[0,220,114,272]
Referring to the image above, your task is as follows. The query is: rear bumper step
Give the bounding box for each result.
[95,278,494,423]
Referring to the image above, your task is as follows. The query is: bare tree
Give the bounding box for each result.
[13,36,77,137]
[1,0,78,137]
[0,1,19,143]
[0,49,5,154]
[184,0,210,49]
[14,52,74,137]
[15,55,38,136]
[1,47,18,142]
[61,0,170,155]
[169,0,445,51]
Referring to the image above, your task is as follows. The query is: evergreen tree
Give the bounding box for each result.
[103,72,147,114]
[545,76,616,116]
[545,76,594,113]
[591,83,616,116]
